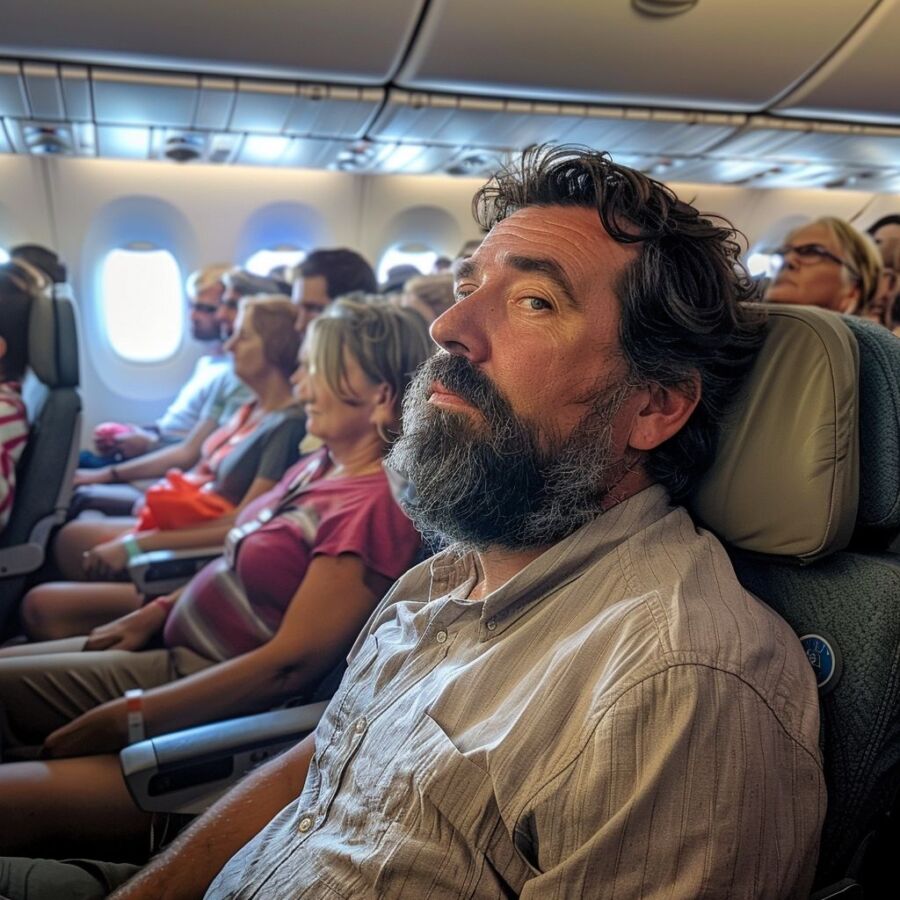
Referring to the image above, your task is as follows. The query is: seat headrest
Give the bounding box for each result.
[690,304,859,563]
[27,285,79,388]
[841,316,900,532]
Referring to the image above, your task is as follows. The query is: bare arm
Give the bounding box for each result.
[111,733,316,900]
[141,554,388,734]
[77,418,217,485]
[43,554,388,755]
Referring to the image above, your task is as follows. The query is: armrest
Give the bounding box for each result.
[0,542,45,579]
[120,701,328,815]
[128,546,223,596]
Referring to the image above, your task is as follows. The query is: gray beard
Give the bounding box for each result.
[386,354,635,552]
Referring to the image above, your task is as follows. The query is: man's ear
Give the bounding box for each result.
[627,375,701,452]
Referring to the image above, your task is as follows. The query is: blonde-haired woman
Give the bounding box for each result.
[765,216,882,314]
[0,297,432,858]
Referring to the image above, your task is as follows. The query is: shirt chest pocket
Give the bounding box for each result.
[343,711,500,855]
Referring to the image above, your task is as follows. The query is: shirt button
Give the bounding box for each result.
[435,630,448,644]
[486,619,497,632]
[354,717,367,734]
[298,815,314,833]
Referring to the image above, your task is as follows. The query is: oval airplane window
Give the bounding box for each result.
[100,245,183,363]
[746,251,779,278]
[0,248,8,264]
[378,244,439,284]
[245,246,307,279]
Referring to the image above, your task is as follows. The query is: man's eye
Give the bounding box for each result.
[454,287,473,302]
[520,296,551,311]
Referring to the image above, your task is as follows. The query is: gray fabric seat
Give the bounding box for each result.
[0,282,81,639]
[693,308,900,893]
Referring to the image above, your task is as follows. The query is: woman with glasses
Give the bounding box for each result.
[764,216,882,315]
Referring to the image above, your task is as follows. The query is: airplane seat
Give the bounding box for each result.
[0,281,81,640]
[691,303,900,897]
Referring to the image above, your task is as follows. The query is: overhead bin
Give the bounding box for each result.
[396,0,878,112]
[773,0,900,126]
[0,64,384,140]
[0,0,427,84]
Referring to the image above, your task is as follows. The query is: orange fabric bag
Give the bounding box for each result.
[134,469,236,531]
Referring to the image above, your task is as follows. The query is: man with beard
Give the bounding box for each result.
[53,146,826,899]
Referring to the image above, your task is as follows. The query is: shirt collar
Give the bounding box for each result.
[427,484,673,634]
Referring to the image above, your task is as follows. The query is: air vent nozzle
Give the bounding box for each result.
[164,135,204,163]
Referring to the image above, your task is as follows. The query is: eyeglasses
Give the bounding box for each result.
[772,243,860,281]
[189,301,218,315]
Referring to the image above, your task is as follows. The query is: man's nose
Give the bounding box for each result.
[429,293,489,363]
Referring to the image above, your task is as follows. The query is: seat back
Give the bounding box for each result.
[0,281,81,637]
[690,305,900,891]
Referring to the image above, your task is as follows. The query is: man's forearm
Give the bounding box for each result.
[111,733,315,900]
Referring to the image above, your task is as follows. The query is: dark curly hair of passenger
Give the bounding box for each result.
[473,145,766,501]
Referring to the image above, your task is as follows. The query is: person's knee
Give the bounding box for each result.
[20,588,68,642]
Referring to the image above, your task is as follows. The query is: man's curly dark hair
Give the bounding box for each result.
[473,145,766,501]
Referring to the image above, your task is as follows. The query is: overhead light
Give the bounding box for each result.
[632,0,698,17]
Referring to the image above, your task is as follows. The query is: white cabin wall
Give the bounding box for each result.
[0,156,56,250]
[356,172,485,270]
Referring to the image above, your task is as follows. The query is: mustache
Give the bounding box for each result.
[417,352,514,421]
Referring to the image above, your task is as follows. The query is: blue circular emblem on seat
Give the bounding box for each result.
[799,633,838,692]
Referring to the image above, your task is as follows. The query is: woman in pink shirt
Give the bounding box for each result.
[0,297,432,857]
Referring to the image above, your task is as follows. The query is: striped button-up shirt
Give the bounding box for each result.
[208,485,825,899]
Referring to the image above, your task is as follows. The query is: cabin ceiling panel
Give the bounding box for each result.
[710,117,900,168]
[279,138,350,171]
[22,64,65,121]
[60,67,93,121]
[283,87,383,140]
[396,0,878,111]
[0,63,27,117]
[194,79,237,132]
[370,91,742,155]
[229,81,296,134]
[92,70,198,128]
[0,0,426,83]
[95,124,151,159]
[774,0,900,125]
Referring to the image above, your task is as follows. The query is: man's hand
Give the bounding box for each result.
[41,699,129,758]
[82,538,130,579]
[84,602,166,652]
[116,427,158,459]
[94,421,134,454]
